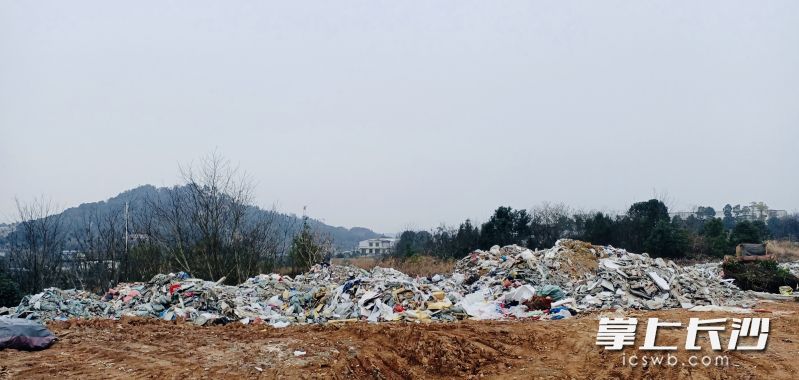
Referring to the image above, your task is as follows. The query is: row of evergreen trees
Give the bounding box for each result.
[394,200,794,260]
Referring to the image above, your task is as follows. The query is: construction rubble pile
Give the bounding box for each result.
[3,240,757,326]
[779,262,799,278]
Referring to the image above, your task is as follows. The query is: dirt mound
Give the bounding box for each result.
[553,240,601,277]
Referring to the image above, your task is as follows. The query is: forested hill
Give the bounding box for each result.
[24,185,382,251]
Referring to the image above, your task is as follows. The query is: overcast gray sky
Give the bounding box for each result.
[1,1,797,232]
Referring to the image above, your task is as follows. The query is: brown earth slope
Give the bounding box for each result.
[1,301,798,379]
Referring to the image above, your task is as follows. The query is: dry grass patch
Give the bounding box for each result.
[331,256,380,271]
[332,256,456,277]
[768,240,799,262]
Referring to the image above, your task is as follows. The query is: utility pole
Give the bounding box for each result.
[125,202,129,254]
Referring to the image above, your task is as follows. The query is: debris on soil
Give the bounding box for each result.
[4,302,799,379]
[9,240,761,325]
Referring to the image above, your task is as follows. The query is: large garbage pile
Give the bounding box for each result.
[455,240,751,319]
[4,240,754,326]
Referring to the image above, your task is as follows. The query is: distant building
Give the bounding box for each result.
[334,250,355,258]
[128,233,150,245]
[60,250,118,271]
[357,238,397,256]
[768,210,788,219]
[670,211,696,220]
[669,208,789,221]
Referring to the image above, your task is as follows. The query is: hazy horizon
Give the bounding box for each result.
[2,1,797,232]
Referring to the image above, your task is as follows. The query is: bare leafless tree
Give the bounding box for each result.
[70,205,126,292]
[529,202,574,248]
[8,197,66,294]
[126,203,167,282]
[181,152,252,280]
[147,152,287,283]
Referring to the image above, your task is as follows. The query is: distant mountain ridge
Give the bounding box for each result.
[26,185,383,251]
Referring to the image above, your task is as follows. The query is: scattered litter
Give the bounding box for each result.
[293,350,306,357]
[8,239,763,325]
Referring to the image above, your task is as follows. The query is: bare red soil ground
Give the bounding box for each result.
[2,301,798,379]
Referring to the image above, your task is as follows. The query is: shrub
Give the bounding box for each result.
[0,273,21,307]
[722,259,799,293]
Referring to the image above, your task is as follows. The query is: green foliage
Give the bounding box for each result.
[675,214,704,233]
[701,218,729,257]
[722,259,799,293]
[577,212,615,246]
[395,230,433,258]
[643,220,689,258]
[752,220,770,240]
[478,207,531,249]
[627,199,670,225]
[622,199,670,252]
[452,219,480,258]
[395,219,480,260]
[702,218,724,237]
[729,220,769,246]
[768,216,799,240]
[722,204,737,230]
[0,271,21,307]
[696,206,716,220]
